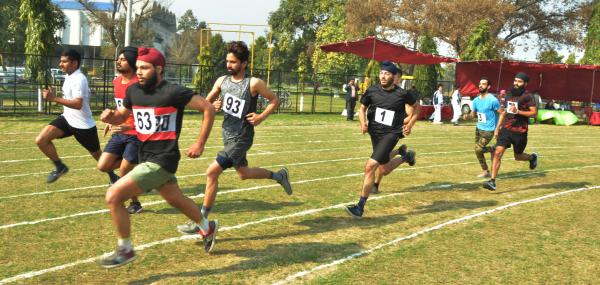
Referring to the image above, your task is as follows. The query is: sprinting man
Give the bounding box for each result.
[346,61,418,218]
[483,72,539,191]
[177,41,292,235]
[99,47,216,268]
[36,49,118,184]
[97,46,143,214]
[464,77,500,178]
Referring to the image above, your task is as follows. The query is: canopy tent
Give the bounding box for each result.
[456,60,600,103]
[319,36,458,65]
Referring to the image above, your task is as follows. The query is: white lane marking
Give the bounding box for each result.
[0,161,475,229]
[3,183,599,284]
[273,184,600,284]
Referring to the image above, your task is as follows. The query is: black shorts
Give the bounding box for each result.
[216,137,253,170]
[104,133,140,164]
[50,115,101,153]
[369,132,402,164]
[496,128,528,155]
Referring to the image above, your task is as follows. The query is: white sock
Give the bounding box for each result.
[199,218,210,233]
[118,238,132,251]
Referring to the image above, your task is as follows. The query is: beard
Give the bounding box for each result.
[510,85,525,96]
[139,71,158,91]
[227,66,242,76]
[380,78,394,89]
[478,87,488,94]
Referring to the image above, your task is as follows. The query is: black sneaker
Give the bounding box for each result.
[483,180,496,191]
[404,150,416,166]
[345,205,363,218]
[529,153,538,170]
[200,220,219,253]
[372,184,379,194]
[99,247,136,268]
[397,144,407,157]
[127,202,143,214]
[277,168,292,195]
[47,166,69,183]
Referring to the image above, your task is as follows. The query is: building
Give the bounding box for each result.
[52,0,177,58]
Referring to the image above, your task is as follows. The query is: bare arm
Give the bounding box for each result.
[247,78,278,126]
[206,76,225,111]
[403,101,420,136]
[359,104,368,134]
[100,108,131,125]
[494,108,506,138]
[185,95,216,158]
[517,106,537,118]
[42,87,83,110]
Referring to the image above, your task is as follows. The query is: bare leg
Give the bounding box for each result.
[203,161,224,208]
[514,153,531,161]
[235,166,272,180]
[491,146,507,180]
[35,125,64,163]
[360,159,379,197]
[158,182,202,223]
[105,176,144,239]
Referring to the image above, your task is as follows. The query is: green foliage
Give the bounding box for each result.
[461,20,498,61]
[581,1,600,65]
[413,34,440,99]
[193,33,227,90]
[0,0,26,54]
[252,36,270,70]
[364,60,380,87]
[177,9,199,32]
[311,2,364,81]
[538,48,563,63]
[19,0,65,86]
[565,53,577,64]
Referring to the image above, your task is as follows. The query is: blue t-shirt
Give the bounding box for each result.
[472,94,500,131]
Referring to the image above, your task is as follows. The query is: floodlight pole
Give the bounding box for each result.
[124,0,133,46]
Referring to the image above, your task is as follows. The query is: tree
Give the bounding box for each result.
[581,1,600,64]
[565,53,577,64]
[311,1,364,79]
[193,33,226,91]
[413,34,439,100]
[77,0,155,58]
[461,20,499,61]
[0,0,26,54]
[346,0,593,57]
[177,9,199,32]
[252,36,270,70]
[19,0,65,86]
[538,48,563,64]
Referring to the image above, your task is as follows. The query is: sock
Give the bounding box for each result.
[491,178,496,182]
[374,183,379,189]
[108,171,120,183]
[271,171,283,183]
[198,218,210,233]
[53,159,65,169]
[358,196,368,210]
[117,237,132,251]
[201,205,212,220]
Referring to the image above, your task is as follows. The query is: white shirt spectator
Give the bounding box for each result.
[61,69,95,129]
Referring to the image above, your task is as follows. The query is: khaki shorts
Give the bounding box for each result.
[127,162,177,192]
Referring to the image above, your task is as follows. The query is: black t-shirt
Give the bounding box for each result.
[124,80,194,173]
[361,85,417,136]
[503,92,535,133]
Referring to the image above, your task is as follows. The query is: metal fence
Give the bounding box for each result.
[1,52,380,115]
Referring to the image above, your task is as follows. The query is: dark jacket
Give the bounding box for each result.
[345,83,358,101]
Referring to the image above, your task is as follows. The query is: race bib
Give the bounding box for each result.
[222,93,245,118]
[477,112,487,123]
[133,108,176,135]
[507,101,518,114]
[374,107,395,126]
[114,98,125,109]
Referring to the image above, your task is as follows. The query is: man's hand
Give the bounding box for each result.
[494,129,500,139]
[403,124,412,136]
[246,112,265,126]
[100,109,115,123]
[110,124,131,134]
[361,123,368,134]
[509,105,518,114]
[42,87,55,102]
[213,98,222,112]
[186,142,205,158]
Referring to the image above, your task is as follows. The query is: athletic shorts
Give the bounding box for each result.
[216,137,253,170]
[104,133,140,164]
[369,132,402,164]
[50,115,100,153]
[496,128,528,155]
[127,162,177,193]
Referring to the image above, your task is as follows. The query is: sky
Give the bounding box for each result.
[168,0,580,62]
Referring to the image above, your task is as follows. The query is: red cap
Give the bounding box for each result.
[137,47,165,68]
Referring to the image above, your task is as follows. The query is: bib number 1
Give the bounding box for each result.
[222,93,245,118]
[374,107,395,126]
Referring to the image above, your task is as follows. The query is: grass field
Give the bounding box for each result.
[1,113,600,284]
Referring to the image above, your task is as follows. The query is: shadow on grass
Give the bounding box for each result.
[407,200,498,216]
[219,213,407,243]
[149,199,303,215]
[128,241,362,285]
[401,181,482,193]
